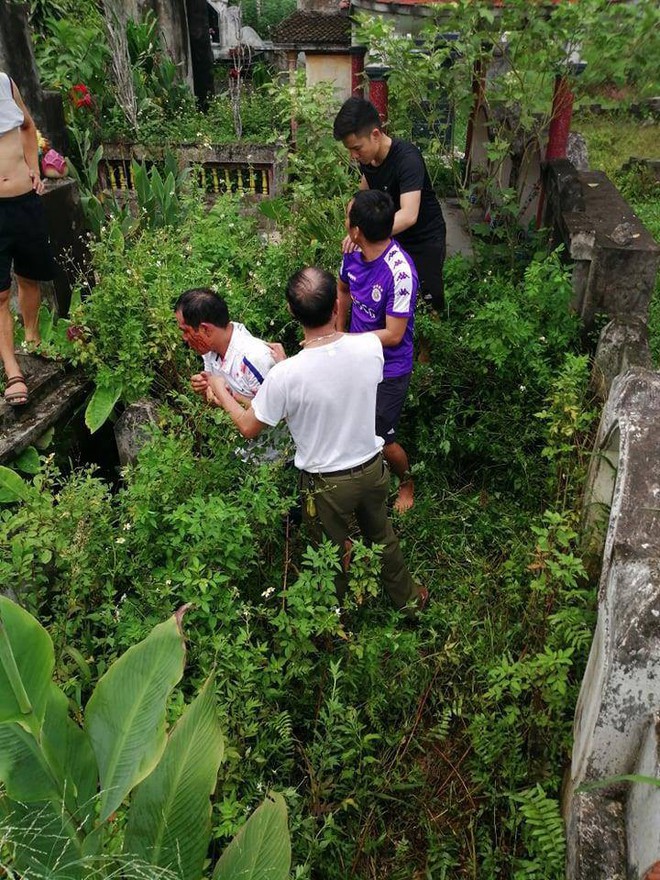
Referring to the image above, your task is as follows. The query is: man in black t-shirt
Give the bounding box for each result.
[333,97,446,311]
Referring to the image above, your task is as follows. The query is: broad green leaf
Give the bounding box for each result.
[84,610,187,822]
[42,684,98,828]
[38,305,55,345]
[212,792,291,880]
[0,723,59,802]
[0,597,54,730]
[0,466,31,502]
[13,446,40,475]
[124,674,224,880]
[0,796,84,879]
[85,378,123,434]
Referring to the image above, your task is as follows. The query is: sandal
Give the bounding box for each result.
[3,375,29,407]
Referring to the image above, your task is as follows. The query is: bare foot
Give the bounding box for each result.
[394,479,414,514]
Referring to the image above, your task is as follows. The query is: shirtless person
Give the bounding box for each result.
[0,71,56,405]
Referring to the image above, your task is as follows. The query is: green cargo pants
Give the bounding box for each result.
[300,453,421,610]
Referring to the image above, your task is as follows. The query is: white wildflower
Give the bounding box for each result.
[115,537,126,545]
[261,586,275,599]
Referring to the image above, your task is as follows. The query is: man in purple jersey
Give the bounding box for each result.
[337,189,417,513]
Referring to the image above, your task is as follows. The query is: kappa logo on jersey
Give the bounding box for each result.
[371,284,383,303]
[353,299,377,319]
[393,259,405,268]
[396,271,410,283]
[347,272,357,282]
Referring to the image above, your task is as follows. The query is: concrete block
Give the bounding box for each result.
[114,399,160,467]
[592,318,652,401]
[41,178,93,317]
[627,716,660,880]
[565,792,626,880]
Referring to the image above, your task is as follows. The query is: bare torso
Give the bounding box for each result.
[0,127,32,198]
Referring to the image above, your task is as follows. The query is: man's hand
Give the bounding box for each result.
[206,374,233,408]
[341,234,361,255]
[267,342,287,364]
[29,169,45,196]
[190,372,210,395]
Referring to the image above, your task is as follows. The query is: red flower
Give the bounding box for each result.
[66,325,85,342]
[72,84,93,109]
[228,68,240,80]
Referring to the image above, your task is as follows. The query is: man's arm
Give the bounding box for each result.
[371,315,408,348]
[336,278,352,331]
[12,84,43,194]
[392,190,421,235]
[206,375,266,440]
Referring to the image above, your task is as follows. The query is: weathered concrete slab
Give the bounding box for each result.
[545,163,660,330]
[441,198,473,259]
[566,368,660,879]
[565,792,626,880]
[627,715,660,880]
[592,318,652,402]
[0,355,90,464]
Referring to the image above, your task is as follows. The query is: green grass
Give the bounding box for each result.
[576,114,660,177]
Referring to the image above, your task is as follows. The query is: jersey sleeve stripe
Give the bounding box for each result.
[242,356,265,385]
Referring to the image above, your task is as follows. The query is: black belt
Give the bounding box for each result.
[310,452,381,479]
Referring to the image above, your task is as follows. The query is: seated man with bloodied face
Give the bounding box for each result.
[174,287,276,403]
[174,288,289,462]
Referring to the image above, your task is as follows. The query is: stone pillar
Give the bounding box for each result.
[186,0,214,109]
[365,65,390,125]
[0,3,68,158]
[350,46,366,97]
[0,1,44,127]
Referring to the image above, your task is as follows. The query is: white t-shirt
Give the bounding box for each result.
[202,322,275,400]
[0,73,24,136]
[252,333,384,472]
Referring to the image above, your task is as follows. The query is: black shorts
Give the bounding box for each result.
[407,239,446,311]
[376,373,411,445]
[0,190,56,292]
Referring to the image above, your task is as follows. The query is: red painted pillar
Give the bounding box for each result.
[546,73,575,161]
[350,47,366,97]
[365,64,390,125]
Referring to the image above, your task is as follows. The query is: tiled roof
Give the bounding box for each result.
[272,11,351,47]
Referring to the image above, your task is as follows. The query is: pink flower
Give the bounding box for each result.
[42,149,67,178]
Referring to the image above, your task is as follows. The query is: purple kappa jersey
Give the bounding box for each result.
[339,240,417,379]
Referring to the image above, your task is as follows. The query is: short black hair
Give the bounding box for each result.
[333,97,382,140]
[286,267,336,329]
[173,288,229,329]
[348,189,395,242]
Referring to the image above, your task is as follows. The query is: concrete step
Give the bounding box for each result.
[0,354,90,464]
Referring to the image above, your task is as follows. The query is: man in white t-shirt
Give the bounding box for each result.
[174,287,275,403]
[205,266,427,613]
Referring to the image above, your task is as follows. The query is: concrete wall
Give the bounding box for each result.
[350,0,448,37]
[565,369,660,880]
[543,159,660,879]
[305,54,352,98]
